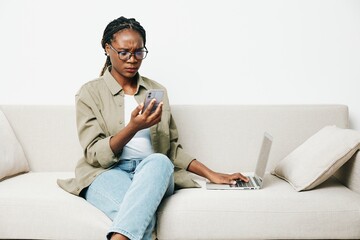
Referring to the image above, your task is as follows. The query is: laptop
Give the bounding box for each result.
[206,132,273,190]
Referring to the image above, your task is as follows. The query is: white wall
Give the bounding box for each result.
[1,0,360,129]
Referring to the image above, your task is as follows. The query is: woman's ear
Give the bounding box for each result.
[105,44,110,56]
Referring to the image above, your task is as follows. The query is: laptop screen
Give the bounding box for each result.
[254,132,273,180]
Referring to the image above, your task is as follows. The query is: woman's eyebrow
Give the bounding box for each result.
[117,47,144,51]
[116,47,129,51]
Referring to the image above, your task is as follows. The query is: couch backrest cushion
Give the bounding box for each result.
[171,105,349,173]
[0,106,82,172]
[0,105,350,175]
[0,110,29,179]
[334,151,360,194]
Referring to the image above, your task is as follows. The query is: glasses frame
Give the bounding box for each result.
[108,44,148,61]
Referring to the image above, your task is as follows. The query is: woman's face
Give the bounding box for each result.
[106,29,145,82]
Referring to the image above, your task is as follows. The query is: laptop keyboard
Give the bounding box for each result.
[235,176,259,188]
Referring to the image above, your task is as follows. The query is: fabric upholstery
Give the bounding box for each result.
[0,172,111,239]
[0,106,82,172]
[170,105,349,173]
[335,150,360,194]
[157,175,360,240]
[272,125,360,191]
[0,110,29,180]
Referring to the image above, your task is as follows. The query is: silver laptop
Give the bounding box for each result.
[206,132,273,190]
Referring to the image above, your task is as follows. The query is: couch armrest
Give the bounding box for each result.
[334,150,360,194]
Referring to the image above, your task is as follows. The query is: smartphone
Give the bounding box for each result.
[142,89,164,113]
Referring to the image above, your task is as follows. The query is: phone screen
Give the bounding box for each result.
[142,89,164,113]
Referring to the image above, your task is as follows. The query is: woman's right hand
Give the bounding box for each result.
[130,98,163,131]
[109,99,162,155]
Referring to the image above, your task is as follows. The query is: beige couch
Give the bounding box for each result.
[0,105,359,239]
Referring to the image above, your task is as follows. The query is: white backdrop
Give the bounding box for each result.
[1,0,359,129]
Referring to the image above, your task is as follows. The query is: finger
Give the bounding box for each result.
[238,173,249,182]
[231,173,249,182]
[153,102,163,115]
[149,109,162,125]
[132,104,143,118]
[229,179,237,185]
[143,99,156,116]
[148,102,163,120]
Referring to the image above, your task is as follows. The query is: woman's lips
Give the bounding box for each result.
[125,68,138,73]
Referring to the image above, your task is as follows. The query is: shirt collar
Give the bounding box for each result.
[103,66,150,96]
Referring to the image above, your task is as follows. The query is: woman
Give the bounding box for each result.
[58,16,248,240]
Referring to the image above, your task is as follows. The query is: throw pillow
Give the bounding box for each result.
[272,125,360,191]
[0,110,29,180]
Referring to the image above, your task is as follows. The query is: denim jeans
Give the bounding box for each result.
[84,153,175,240]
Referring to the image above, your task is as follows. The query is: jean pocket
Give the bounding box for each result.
[118,159,142,173]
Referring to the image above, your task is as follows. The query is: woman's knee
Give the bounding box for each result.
[144,153,174,173]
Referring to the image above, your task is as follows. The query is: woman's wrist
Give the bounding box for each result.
[187,159,215,180]
[110,123,138,155]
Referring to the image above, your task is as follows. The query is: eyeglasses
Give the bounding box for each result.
[108,44,148,61]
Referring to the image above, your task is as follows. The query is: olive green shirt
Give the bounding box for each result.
[57,68,199,196]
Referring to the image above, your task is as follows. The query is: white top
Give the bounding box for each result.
[119,94,154,161]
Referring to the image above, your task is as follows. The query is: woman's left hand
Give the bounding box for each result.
[187,159,248,185]
[207,172,248,185]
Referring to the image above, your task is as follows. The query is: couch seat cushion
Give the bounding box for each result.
[0,172,111,240]
[157,174,360,240]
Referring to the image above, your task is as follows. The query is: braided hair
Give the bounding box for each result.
[100,16,146,76]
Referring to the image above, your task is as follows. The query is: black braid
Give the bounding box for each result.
[100,16,146,76]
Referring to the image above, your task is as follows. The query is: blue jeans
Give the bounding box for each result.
[84,153,175,240]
